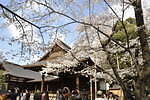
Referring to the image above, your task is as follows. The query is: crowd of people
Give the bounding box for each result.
[56,87,119,100]
[95,91,119,100]
[0,88,49,100]
[56,87,88,100]
[0,87,119,100]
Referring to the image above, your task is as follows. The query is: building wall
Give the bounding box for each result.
[109,89,124,100]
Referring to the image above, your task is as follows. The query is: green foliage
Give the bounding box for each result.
[112,31,126,42]
[126,17,136,24]
[0,70,5,83]
[112,53,131,69]
[146,30,150,36]
[0,70,7,91]
[112,18,137,42]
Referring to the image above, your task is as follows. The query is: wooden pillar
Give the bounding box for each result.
[47,83,49,91]
[90,76,93,100]
[35,84,37,91]
[41,80,44,92]
[116,53,120,70]
[94,51,97,99]
[94,67,97,99]
[41,73,45,92]
[76,76,79,89]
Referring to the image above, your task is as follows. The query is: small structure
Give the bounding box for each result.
[0,61,57,90]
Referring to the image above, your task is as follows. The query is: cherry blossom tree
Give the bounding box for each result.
[0,0,150,99]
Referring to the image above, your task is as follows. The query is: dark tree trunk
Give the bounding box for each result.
[121,86,128,100]
[133,0,150,100]
[134,0,150,64]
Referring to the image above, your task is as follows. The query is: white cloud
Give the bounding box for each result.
[142,0,150,16]
[7,23,42,43]
[142,0,150,10]
[8,24,21,38]
[25,1,39,11]
[108,2,135,19]
[108,0,150,20]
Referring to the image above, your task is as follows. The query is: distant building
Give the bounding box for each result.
[0,39,118,100]
[0,39,94,92]
[21,39,94,92]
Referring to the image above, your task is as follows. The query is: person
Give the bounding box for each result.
[6,90,12,100]
[0,93,7,100]
[20,90,27,100]
[63,87,71,100]
[41,91,49,100]
[25,90,30,100]
[10,89,18,100]
[81,89,88,100]
[56,89,65,100]
[71,89,81,100]
[108,92,114,100]
[34,90,41,100]
[114,95,119,100]
[95,90,104,100]
[102,94,108,100]
[29,91,34,100]
[16,88,21,100]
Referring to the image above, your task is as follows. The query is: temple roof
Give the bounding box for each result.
[38,38,71,61]
[22,39,71,68]
[2,61,57,82]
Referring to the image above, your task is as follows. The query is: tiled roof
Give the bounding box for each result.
[2,62,57,82]
[3,61,41,80]
[38,39,71,62]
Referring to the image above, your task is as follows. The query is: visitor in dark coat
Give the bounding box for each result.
[71,89,81,100]
[25,90,30,100]
[10,89,18,100]
[56,89,65,100]
[6,90,12,100]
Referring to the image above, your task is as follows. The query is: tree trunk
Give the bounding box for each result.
[134,79,146,100]
[134,0,150,64]
[133,0,150,99]
[107,54,129,100]
[121,86,128,100]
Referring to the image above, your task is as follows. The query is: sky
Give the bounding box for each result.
[0,0,150,65]
[0,0,80,64]
[109,0,150,19]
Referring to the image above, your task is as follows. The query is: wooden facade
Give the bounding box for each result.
[0,39,93,92]
[1,39,112,100]
[24,39,95,92]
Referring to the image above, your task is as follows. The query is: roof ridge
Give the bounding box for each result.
[37,39,71,61]
[55,38,71,51]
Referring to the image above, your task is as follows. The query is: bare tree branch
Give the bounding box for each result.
[0,3,40,29]
[39,21,76,29]
[103,0,130,49]
[31,0,128,50]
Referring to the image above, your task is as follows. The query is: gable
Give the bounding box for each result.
[39,39,71,61]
